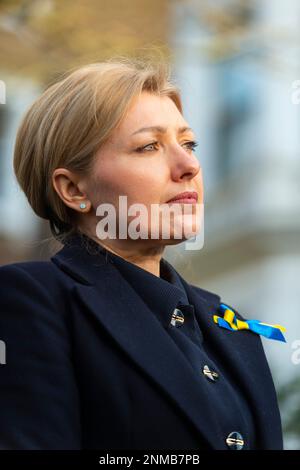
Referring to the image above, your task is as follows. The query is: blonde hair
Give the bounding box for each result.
[13,56,183,244]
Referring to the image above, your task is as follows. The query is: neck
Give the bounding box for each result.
[85,232,165,277]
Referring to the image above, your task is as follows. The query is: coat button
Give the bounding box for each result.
[226,431,244,450]
[202,364,219,382]
[170,308,185,327]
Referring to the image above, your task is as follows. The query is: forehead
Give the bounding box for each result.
[117,92,189,134]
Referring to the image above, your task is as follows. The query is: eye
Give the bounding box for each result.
[135,142,158,153]
[135,140,199,153]
[183,140,199,152]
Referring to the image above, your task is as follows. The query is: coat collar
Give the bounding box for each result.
[50,233,282,449]
[106,245,191,329]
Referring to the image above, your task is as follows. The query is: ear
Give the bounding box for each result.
[52,168,91,213]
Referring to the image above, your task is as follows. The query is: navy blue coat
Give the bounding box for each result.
[0,234,283,450]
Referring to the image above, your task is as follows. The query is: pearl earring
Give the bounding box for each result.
[80,203,86,209]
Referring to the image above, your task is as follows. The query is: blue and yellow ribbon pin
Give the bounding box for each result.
[213,303,286,343]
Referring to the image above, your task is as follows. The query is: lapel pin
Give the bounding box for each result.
[213,303,286,343]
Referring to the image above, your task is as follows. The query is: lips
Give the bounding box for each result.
[166,191,198,203]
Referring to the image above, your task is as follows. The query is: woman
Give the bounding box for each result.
[0,58,284,450]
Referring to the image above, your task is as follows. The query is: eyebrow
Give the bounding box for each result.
[131,125,193,136]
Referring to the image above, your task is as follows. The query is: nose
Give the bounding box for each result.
[169,144,201,182]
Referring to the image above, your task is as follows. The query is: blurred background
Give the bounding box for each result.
[0,0,299,449]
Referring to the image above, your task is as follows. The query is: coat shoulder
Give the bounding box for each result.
[0,261,81,449]
[188,283,247,321]
[0,259,75,300]
[0,259,67,285]
[0,260,72,330]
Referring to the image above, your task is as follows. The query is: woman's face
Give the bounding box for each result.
[81,91,203,249]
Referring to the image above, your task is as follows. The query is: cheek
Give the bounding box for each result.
[91,160,165,206]
[195,170,204,203]
[89,159,129,203]
[124,171,165,206]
